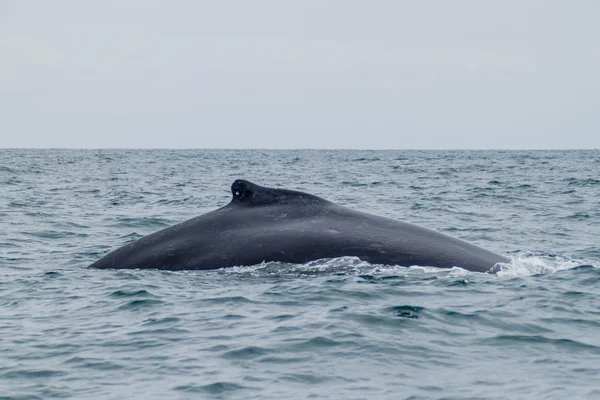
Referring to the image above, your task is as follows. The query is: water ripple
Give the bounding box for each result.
[1,149,600,399]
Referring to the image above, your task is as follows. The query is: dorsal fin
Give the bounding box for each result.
[230,180,329,207]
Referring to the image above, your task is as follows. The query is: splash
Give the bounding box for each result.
[494,253,592,278]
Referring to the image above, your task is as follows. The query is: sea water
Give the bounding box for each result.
[1,149,599,399]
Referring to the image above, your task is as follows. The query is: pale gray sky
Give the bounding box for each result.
[1,1,599,149]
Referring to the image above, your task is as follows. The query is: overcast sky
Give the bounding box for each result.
[1,1,599,149]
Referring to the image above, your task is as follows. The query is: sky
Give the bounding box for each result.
[1,1,599,149]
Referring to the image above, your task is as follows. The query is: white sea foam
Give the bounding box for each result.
[221,254,594,279]
[495,254,591,278]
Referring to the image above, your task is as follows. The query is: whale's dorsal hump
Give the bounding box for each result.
[230,180,329,207]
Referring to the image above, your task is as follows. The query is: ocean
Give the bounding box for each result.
[1,149,599,399]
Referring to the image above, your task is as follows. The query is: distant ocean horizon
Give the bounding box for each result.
[1,149,599,399]
[3,147,598,150]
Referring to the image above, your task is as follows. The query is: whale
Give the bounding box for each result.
[88,179,510,273]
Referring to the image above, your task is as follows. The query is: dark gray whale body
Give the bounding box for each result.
[89,180,510,273]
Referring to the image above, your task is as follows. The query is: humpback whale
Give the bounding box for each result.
[89,179,510,273]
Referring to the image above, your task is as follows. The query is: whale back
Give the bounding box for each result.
[88,179,510,272]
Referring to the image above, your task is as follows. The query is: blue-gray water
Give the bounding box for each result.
[1,149,599,399]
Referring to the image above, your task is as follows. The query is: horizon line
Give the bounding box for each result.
[0,147,598,151]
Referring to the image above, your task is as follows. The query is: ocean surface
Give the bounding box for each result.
[1,149,599,399]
